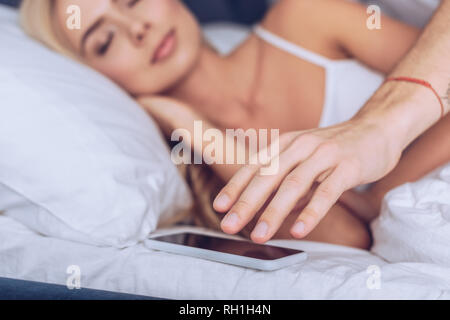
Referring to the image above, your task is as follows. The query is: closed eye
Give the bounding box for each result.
[96,31,114,56]
[128,0,141,7]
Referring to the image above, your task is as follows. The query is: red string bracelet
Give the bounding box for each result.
[385,76,445,120]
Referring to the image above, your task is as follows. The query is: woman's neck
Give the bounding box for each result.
[164,36,262,126]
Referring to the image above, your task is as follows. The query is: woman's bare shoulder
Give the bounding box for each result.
[260,0,354,59]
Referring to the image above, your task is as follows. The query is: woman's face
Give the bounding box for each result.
[54,0,202,95]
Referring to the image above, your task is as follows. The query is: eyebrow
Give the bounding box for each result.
[80,17,105,56]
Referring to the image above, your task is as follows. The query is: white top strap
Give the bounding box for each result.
[253,25,333,69]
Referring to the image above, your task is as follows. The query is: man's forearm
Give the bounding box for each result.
[356,0,450,153]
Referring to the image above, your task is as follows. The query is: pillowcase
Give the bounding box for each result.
[0,5,193,248]
[203,23,251,56]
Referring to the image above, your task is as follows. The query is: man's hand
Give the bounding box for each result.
[213,116,401,243]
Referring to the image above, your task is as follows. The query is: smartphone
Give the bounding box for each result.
[146,227,307,271]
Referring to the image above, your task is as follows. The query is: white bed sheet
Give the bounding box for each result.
[1,158,450,301]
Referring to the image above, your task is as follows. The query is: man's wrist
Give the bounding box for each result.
[355,81,443,153]
[351,0,450,159]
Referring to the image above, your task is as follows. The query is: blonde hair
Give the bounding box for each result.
[19,0,251,238]
[20,0,76,58]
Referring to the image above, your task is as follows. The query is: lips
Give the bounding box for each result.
[151,29,177,65]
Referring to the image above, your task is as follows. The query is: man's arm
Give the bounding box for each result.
[357,0,450,155]
[214,1,450,243]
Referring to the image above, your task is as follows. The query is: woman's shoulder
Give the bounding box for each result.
[260,0,355,59]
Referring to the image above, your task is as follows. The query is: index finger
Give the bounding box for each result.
[213,132,298,212]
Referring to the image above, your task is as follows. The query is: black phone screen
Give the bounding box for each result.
[152,232,304,260]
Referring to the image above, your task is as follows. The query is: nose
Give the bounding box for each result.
[108,6,151,46]
[129,20,151,46]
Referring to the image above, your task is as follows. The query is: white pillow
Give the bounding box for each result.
[0,5,192,248]
[203,23,250,56]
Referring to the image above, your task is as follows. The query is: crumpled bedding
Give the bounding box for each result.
[371,164,450,267]
[0,163,449,299]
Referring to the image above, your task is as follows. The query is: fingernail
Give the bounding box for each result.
[252,221,269,239]
[214,194,230,208]
[292,221,305,236]
[222,212,239,229]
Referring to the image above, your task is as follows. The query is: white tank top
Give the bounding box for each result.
[253,25,385,128]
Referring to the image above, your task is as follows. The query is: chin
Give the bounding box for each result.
[156,30,202,94]
[125,55,198,96]
[178,31,202,71]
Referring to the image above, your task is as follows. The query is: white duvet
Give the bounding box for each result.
[0,162,449,299]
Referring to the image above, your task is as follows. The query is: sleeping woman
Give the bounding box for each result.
[20,0,450,249]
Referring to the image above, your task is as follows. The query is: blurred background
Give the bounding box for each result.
[0,0,273,25]
[2,0,433,28]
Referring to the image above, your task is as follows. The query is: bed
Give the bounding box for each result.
[1,162,450,299]
[1,0,449,300]
[1,169,450,300]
